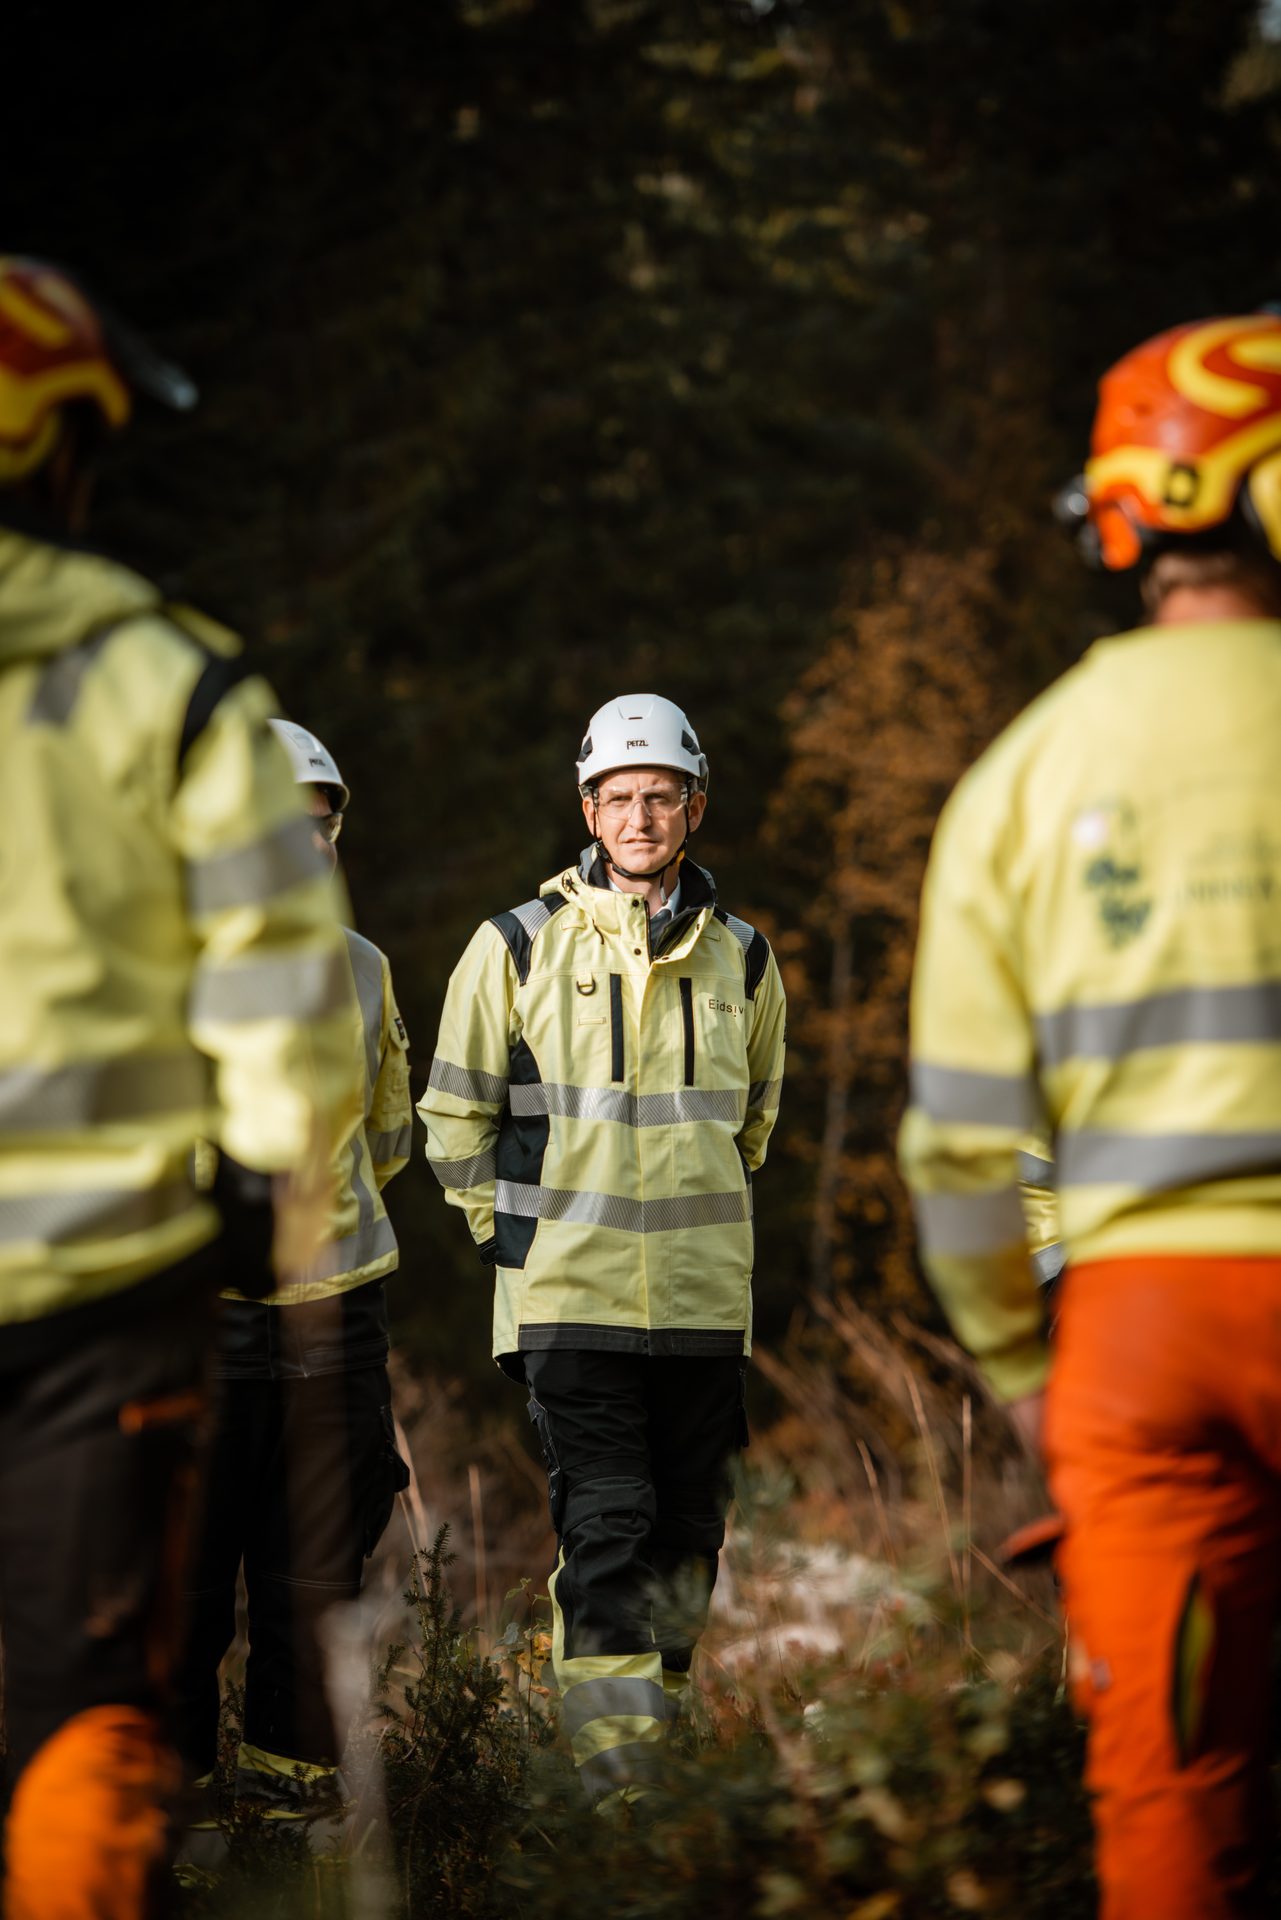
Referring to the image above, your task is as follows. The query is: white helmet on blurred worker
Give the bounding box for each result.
[576,694,708,795]
[268,719,350,811]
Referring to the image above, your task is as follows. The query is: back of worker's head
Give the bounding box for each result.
[1056,309,1281,621]
[0,255,196,533]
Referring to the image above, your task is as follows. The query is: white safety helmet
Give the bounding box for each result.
[267,718,350,810]
[576,694,709,795]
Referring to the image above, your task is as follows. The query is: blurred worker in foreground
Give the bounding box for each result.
[899,309,1281,1919]
[176,721,411,1836]
[0,257,355,1917]
[420,696,786,1805]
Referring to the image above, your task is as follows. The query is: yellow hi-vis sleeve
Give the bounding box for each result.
[739,949,786,1173]
[418,923,515,1256]
[898,769,1050,1402]
[369,957,412,1190]
[172,673,359,1178]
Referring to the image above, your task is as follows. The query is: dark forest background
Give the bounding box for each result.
[7,0,1281,1402]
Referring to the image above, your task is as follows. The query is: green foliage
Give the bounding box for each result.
[175,1529,1096,1919]
[375,1528,530,1915]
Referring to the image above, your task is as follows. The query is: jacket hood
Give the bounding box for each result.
[0,524,162,665]
[541,846,718,939]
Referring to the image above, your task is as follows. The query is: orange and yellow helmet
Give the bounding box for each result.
[1058,311,1281,570]
[0,256,195,486]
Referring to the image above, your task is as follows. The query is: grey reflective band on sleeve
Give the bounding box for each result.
[0,1053,208,1133]
[561,1676,676,1740]
[577,1739,665,1798]
[1035,979,1281,1069]
[185,815,323,917]
[428,1148,498,1190]
[1016,1148,1056,1186]
[747,1078,782,1110]
[1055,1128,1281,1191]
[189,947,352,1025]
[1032,1242,1066,1287]
[368,1122,413,1165]
[494,1181,751,1233]
[508,1084,746,1127]
[26,622,123,727]
[300,1210,398,1281]
[0,1179,201,1245]
[426,1057,509,1105]
[911,1185,1028,1257]
[909,1061,1042,1130]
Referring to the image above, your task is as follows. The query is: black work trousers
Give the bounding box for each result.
[524,1350,746,1671]
[175,1364,405,1776]
[0,1253,214,1783]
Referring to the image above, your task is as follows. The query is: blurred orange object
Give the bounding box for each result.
[1046,1255,1281,1920]
[5,1706,176,1920]
[1084,312,1281,569]
[996,1511,1065,1568]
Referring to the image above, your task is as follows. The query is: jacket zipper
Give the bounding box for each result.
[679,977,695,1087]
[609,973,624,1082]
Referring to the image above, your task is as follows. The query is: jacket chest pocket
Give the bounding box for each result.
[570,971,624,1084]
[577,981,607,1021]
[681,976,749,1084]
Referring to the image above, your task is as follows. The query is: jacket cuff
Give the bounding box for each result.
[476,1236,498,1268]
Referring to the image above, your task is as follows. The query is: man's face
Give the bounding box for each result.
[582,766,707,874]
[306,786,343,876]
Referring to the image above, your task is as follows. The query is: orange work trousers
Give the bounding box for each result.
[1046,1255,1281,1920]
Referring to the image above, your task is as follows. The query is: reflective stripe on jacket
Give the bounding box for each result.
[0,524,357,1324]
[225,928,411,1307]
[419,851,786,1372]
[899,617,1281,1399]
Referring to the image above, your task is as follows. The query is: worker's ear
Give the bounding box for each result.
[687,791,707,835]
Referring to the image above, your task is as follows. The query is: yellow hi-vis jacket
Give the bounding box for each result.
[236,927,412,1306]
[419,850,786,1375]
[0,523,359,1326]
[900,616,1281,1401]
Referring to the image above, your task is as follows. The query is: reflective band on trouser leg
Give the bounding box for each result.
[660,1668,692,1711]
[235,1741,342,1825]
[549,1552,676,1801]
[4,1707,176,1920]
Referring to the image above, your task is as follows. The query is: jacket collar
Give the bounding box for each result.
[545,847,718,956]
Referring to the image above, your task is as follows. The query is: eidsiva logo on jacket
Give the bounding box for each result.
[708,997,744,1017]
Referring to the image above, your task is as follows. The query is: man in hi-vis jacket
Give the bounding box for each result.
[419,695,785,1805]
[900,309,1281,1918]
[0,258,354,1916]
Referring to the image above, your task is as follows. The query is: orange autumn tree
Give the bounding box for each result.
[766,545,1018,1308]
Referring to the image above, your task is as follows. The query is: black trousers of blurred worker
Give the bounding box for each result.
[0,1248,216,1916]
[175,1281,407,1802]
[524,1350,746,1801]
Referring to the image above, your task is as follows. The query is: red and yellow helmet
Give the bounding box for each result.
[1059,311,1281,570]
[0,256,195,485]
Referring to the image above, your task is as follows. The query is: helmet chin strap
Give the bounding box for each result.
[599,841,687,883]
